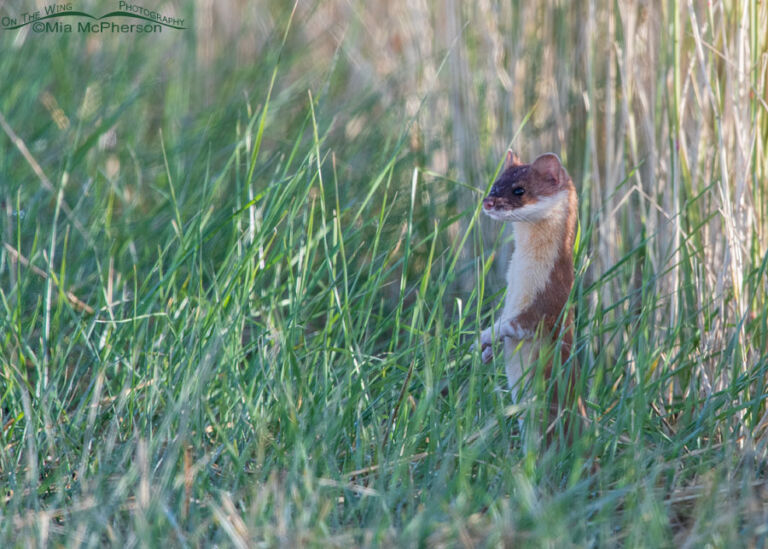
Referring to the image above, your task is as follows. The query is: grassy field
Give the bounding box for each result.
[1,0,767,546]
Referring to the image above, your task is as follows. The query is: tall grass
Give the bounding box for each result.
[0,0,766,545]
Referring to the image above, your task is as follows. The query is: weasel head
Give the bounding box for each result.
[482,151,573,223]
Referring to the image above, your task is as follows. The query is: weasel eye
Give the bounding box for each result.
[513,187,525,196]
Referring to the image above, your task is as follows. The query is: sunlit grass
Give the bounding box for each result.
[0,0,767,546]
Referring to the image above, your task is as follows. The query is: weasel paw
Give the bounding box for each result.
[471,327,495,362]
[481,345,494,363]
[479,327,494,346]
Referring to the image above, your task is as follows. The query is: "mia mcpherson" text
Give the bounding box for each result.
[35,21,164,33]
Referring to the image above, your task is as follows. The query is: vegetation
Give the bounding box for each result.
[1,0,767,545]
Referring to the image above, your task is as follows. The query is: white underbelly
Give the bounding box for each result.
[504,339,537,402]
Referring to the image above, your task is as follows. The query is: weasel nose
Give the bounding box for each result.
[483,197,495,210]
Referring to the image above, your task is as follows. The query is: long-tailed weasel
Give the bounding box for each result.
[475,151,578,414]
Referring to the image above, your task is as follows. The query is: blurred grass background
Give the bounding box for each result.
[1,0,767,545]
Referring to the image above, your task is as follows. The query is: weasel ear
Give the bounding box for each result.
[531,153,562,182]
[504,150,523,170]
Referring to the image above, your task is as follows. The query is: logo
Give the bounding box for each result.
[1,2,185,34]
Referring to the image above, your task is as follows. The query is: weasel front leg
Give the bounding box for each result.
[474,316,536,363]
[501,318,535,341]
